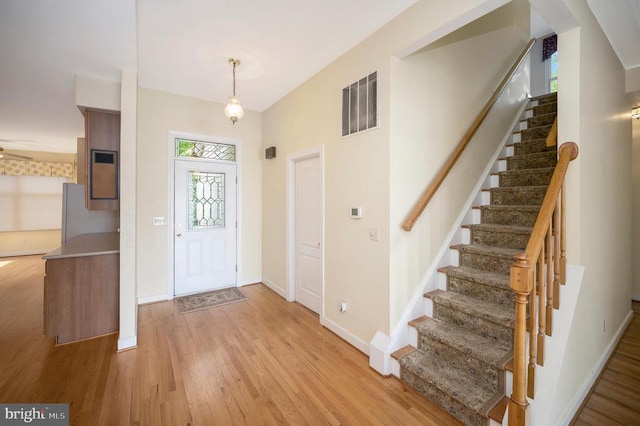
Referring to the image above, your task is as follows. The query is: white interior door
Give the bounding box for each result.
[295,156,322,313]
[174,159,237,296]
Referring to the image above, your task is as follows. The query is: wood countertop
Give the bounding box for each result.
[43,232,119,259]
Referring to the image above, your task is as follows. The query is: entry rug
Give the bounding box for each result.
[175,287,247,314]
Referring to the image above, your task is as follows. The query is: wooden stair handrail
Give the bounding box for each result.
[508,141,579,426]
[517,142,577,267]
[402,38,536,232]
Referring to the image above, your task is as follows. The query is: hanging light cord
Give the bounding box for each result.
[232,60,237,96]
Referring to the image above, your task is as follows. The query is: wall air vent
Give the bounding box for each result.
[341,71,377,137]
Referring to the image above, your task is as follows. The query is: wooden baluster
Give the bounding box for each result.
[553,200,560,310]
[537,228,548,366]
[528,259,537,399]
[560,186,567,285]
[509,253,533,426]
[546,218,554,336]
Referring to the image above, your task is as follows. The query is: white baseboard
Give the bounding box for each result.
[117,335,137,351]
[323,317,370,356]
[1,249,51,257]
[138,293,169,305]
[261,279,287,299]
[260,279,367,355]
[558,309,634,425]
[239,278,262,287]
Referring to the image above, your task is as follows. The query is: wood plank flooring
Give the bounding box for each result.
[571,301,640,425]
[0,255,461,425]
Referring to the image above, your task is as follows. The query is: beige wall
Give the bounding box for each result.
[545,0,633,423]
[632,105,640,300]
[118,70,138,349]
[630,65,640,301]
[136,88,262,300]
[262,0,521,344]
[389,3,529,332]
[0,230,61,256]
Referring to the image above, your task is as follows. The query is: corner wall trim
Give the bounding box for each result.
[261,279,287,299]
[138,294,169,305]
[117,335,137,351]
[323,317,370,356]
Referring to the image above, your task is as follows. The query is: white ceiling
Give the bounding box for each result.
[0,0,415,153]
[1,0,638,155]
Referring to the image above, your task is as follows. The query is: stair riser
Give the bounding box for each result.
[448,275,515,308]
[434,304,514,342]
[507,153,557,170]
[527,113,556,128]
[491,188,546,206]
[458,251,513,274]
[533,102,557,116]
[520,124,552,142]
[535,94,557,105]
[401,369,485,426]
[514,139,554,155]
[499,169,553,187]
[480,207,540,227]
[471,228,530,250]
[418,335,500,391]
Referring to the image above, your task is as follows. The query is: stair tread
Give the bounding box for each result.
[401,348,499,414]
[430,291,515,329]
[488,396,509,423]
[391,345,415,360]
[416,317,512,367]
[477,204,541,211]
[510,150,556,158]
[491,185,549,192]
[452,243,522,259]
[501,151,556,161]
[445,266,510,289]
[499,167,554,175]
[530,92,557,101]
[468,223,533,234]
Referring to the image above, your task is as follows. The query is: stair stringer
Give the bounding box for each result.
[372,99,529,378]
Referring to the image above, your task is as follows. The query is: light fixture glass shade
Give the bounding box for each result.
[224,96,244,124]
[632,106,640,120]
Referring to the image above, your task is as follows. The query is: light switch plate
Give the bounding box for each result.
[369,228,379,241]
[153,217,167,226]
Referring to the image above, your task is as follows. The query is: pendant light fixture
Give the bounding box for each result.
[224,58,244,124]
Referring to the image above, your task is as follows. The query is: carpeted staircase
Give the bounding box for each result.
[394,93,558,425]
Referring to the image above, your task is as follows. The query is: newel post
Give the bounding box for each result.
[509,253,534,426]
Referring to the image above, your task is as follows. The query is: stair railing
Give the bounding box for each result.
[508,141,579,426]
[402,38,535,232]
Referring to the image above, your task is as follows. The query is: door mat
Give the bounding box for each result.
[175,287,247,314]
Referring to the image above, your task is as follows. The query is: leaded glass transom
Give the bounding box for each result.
[188,171,225,229]
[176,138,236,162]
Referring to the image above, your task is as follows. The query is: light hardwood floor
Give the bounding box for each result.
[0,255,461,425]
[571,301,640,425]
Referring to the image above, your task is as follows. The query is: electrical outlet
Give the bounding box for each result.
[339,301,348,312]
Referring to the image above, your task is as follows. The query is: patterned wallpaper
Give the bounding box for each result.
[0,159,74,178]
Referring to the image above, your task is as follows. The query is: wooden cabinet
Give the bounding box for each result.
[42,233,119,345]
[84,109,120,210]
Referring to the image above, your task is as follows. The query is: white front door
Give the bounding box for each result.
[295,156,322,313]
[174,159,237,296]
